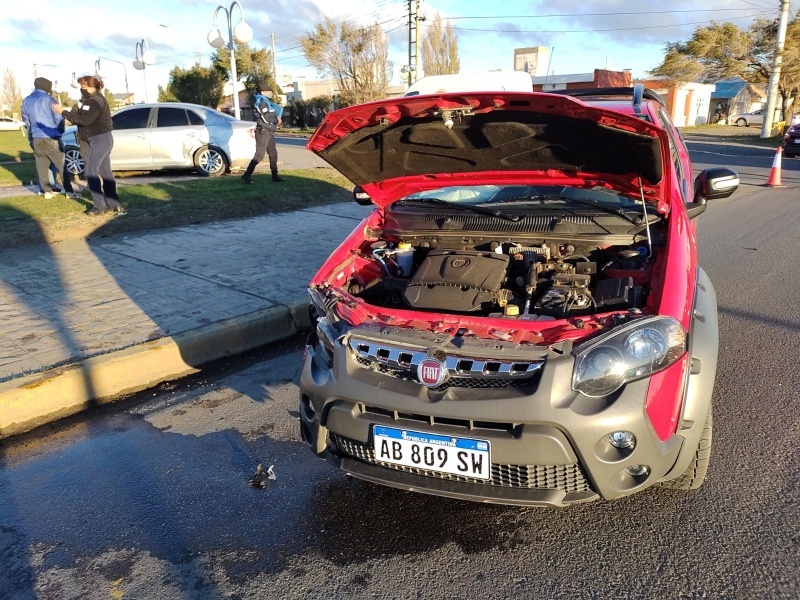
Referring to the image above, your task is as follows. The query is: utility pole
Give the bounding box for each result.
[761,0,791,138]
[406,0,422,86]
[271,33,277,83]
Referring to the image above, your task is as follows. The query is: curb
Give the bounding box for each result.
[0,299,311,439]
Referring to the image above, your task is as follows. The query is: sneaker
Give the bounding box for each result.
[43,192,54,200]
[65,192,82,200]
[86,208,106,216]
[113,207,127,216]
[271,173,283,182]
[52,187,62,194]
[241,174,253,184]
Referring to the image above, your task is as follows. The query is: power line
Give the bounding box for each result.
[430,12,771,34]
[444,8,766,20]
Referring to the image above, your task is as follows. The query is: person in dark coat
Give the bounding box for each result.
[56,75,125,216]
[241,82,284,184]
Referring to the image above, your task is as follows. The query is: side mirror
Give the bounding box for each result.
[693,167,739,204]
[353,185,372,206]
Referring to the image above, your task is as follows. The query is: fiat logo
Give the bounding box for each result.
[417,358,446,387]
[450,258,470,268]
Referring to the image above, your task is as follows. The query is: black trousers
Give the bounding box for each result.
[251,125,278,172]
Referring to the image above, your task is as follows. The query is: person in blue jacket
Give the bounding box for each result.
[241,81,284,184]
[21,77,80,199]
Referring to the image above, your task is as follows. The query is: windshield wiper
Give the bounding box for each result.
[397,198,521,222]
[478,195,652,226]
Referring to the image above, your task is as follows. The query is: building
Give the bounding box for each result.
[710,77,766,124]
[111,93,134,109]
[514,47,549,76]
[635,78,715,127]
[532,69,632,91]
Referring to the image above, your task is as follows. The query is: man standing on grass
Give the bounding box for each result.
[241,81,284,184]
[21,78,79,200]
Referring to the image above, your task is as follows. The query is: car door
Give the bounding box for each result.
[147,106,207,168]
[110,107,153,169]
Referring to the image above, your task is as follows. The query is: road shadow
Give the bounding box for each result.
[0,205,107,599]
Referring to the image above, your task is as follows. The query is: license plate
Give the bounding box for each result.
[373,426,491,480]
[794,139,800,144]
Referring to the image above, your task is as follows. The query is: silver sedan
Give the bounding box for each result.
[62,102,256,177]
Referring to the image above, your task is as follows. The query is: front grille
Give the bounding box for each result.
[354,356,539,390]
[361,404,516,433]
[330,434,592,494]
[349,338,544,391]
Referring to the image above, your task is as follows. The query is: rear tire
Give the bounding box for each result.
[735,118,747,127]
[659,406,713,490]
[64,146,85,178]
[194,146,229,177]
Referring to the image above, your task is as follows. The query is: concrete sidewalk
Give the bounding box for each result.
[0,201,370,438]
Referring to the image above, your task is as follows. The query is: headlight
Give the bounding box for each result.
[314,316,337,368]
[572,316,686,397]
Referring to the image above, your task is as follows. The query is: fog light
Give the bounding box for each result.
[608,431,636,449]
[625,464,650,477]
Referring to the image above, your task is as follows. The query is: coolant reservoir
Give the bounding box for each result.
[504,304,520,317]
[394,242,414,277]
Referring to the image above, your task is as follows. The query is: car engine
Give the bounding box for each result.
[349,240,651,319]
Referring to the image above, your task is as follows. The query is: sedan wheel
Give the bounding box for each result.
[735,118,747,127]
[194,146,229,177]
[64,146,85,178]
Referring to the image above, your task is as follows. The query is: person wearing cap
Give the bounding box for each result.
[240,81,284,184]
[21,77,80,200]
[56,75,125,216]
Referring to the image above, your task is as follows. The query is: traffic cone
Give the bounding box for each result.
[765,147,784,187]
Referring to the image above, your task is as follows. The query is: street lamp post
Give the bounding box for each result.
[95,57,131,104]
[160,24,201,65]
[207,1,253,120]
[132,39,156,102]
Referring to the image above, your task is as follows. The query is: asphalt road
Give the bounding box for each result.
[0,142,798,599]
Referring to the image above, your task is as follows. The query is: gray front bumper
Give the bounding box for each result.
[298,323,702,506]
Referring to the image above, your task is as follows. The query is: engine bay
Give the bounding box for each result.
[347,238,656,319]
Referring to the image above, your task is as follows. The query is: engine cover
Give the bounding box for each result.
[403,250,510,312]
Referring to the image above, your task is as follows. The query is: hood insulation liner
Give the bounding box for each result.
[317,111,663,187]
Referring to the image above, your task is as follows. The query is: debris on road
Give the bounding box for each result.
[249,464,276,489]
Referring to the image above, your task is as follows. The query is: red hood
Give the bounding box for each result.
[307,92,670,210]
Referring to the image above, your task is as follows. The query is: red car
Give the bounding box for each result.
[299,85,739,506]
[782,123,800,158]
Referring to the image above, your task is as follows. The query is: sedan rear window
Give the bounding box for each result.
[157,107,190,128]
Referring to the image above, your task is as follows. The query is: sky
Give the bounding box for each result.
[0,0,789,107]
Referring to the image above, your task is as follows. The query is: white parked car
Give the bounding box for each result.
[62,102,256,177]
[729,108,765,127]
[0,116,25,133]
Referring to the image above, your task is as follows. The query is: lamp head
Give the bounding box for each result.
[207,28,225,49]
[233,21,253,44]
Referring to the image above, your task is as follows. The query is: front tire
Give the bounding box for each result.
[194,146,229,177]
[659,405,713,490]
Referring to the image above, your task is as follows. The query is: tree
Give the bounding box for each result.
[301,18,391,106]
[651,16,800,115]
[1,68,23,117]
[161,64,226,107]
[421,12,460,77]
[211,44,278,110]
[285,95,335,129]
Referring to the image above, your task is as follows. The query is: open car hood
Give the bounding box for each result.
[307,92,671,211]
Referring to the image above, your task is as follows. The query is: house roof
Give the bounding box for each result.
[711,77,766,100]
